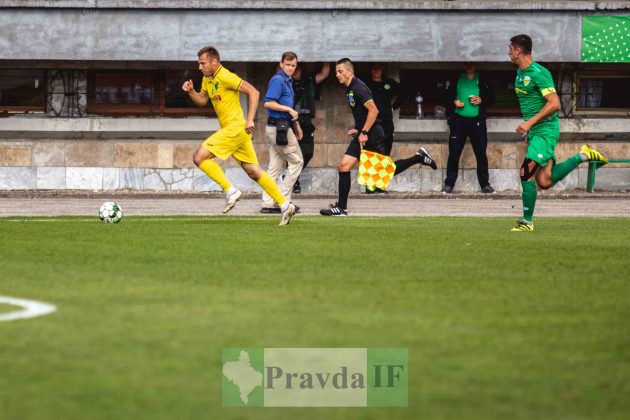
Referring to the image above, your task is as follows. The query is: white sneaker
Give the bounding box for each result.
[279,203,296,225]
[222,190,243,214]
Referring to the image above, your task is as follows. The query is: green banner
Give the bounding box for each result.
[582,16,630,62]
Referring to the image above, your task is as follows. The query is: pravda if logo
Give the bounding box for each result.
[222,348,408,407]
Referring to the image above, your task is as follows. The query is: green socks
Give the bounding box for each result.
[521,180,537,223]
[551,154,582,185]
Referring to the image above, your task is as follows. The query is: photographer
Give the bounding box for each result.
[260,51,304,213]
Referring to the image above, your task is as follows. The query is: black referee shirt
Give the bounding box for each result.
[345,77,374,131]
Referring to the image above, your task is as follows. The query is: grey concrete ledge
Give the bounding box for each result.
[1,0,629,11]
[0,117,220,140]
[1,116,628,140]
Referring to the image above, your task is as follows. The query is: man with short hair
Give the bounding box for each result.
[508,34,607,232]
[320,58,438,217]
[183,46,296,225]
[260,52,304,214]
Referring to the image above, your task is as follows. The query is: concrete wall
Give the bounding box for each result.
[0,9,597,62]
[2,71,630,193]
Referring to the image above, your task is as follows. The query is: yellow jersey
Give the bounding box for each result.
[201,66,245,128]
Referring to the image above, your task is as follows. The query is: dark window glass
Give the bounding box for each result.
[399,69,458,118]
[93,73,156,109]
[0,69,46,111]
[88,68,216,116]
[165,70,211,110]
[398,69,521,118]
[577,77,630,109]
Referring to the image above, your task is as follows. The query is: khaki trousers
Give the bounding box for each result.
[262,125,304,207]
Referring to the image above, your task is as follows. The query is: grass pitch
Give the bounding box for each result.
[1,216,629,420]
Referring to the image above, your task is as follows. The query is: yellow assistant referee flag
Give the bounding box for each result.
[357,150,397,192]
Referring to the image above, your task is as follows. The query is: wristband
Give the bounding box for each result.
[361,130,368,135]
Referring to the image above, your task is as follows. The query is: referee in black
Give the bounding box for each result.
[320,58,437,217]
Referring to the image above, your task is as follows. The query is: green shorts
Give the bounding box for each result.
[526,128,559,167]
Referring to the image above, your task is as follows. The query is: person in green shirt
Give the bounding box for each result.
[444,62,495,194]
[508,34,608,232]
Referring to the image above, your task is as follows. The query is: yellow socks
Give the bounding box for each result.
[198,159,231,191]
[257,172,286,206]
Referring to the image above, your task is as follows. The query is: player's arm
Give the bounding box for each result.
[315,63,331,84]
[182,79,209,107]
[357,99,379,147]
[516,91,560,134]
[239,80,260,134]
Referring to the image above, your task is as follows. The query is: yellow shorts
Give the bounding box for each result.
[202,124,259,164]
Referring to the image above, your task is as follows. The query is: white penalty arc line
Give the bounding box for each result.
[0,296,57,322]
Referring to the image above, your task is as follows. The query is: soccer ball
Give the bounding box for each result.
[99,202,123,224]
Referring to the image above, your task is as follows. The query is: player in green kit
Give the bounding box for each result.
[508,34,608,232]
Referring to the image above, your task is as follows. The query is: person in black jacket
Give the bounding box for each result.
[443,62,496,194]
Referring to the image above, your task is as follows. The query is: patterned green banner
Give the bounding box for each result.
[582,16,630,62]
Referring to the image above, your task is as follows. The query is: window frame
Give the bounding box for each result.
[0,69,47,113]
[87,69,214,117]
[572,71,630,116]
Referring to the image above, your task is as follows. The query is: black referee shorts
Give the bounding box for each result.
[344,124,387,159]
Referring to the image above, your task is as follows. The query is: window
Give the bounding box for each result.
[88,69,215,116]
[0,69,46,112]
[574,72,630,115]
[398,68,521,118]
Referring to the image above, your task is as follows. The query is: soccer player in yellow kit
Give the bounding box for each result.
[183,46,296,225]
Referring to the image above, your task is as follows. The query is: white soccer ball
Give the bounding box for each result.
[99,201,123,224]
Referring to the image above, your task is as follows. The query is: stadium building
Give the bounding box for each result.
[0,0,629,192]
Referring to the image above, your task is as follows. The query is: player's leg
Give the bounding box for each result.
[235,138,296,225]
[194,142,231,191]
[511,158,539,232]
[320,153,357,216]
[550,144,608,187]
[393,147,437,175]
[194,133,242,213]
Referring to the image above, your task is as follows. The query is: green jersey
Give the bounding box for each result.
[455,73,480,118]
[514,61,559,133]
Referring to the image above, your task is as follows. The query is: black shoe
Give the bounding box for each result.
[366,188,387,194]
[481,185,496,194]
[441,185,453,195]
[293,181,301,194]
[261,204,301,214]
[320,202,348,217]
[416,147,438,170]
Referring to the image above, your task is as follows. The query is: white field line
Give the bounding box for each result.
[0,216,386,222]
[0,296,57,322]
